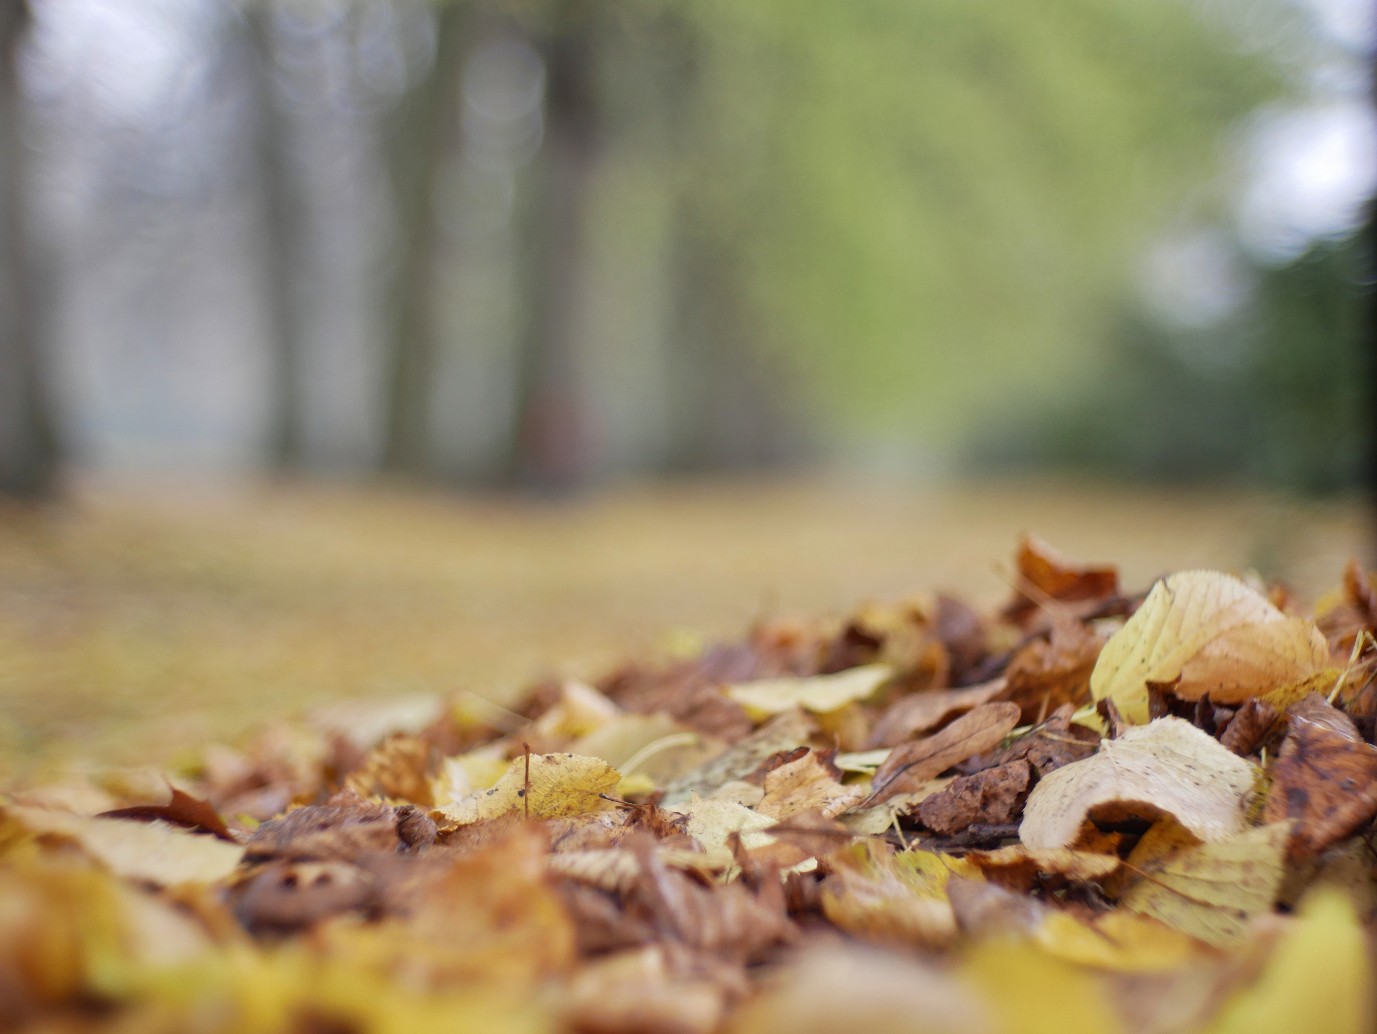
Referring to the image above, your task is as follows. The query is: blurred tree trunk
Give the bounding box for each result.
[0,0,58,498]
[380,2,467,478]
[245,6,308,471]
[504,15,600,492]
[663,217,807,471]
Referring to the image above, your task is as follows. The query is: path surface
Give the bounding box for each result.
[1,476,1369,778]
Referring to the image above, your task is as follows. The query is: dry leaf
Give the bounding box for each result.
[819,842,969,948]
[98,786,236,841]
[661,711,815,806]
[866,678,1007,749]
[1120,822,1290,947]
[755,751,862,821]
[867,703,1022,805]
[728,944,992,1034]
[1019,717,1256,850]
[1092,571,1330,724]
[1261,697,1377,857]
[917,759,1033,835]
[2,804,244,885]
[965,844,1120,892]
[1003,535,1120,627]
[438,753,620,826]
[725,664,892,717]
[1204,888,1372,1034]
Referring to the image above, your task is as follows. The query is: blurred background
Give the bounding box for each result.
[0,0,1373,774]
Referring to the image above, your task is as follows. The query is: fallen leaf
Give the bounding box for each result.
[244,793,401,860]
[1002,620,1103,723]
[438,753,621,826]
[343,733,435,806]
[1003,535,1120,627]
[867,703,1022,805]
[960,933,1126,1034]
[1019,717,1256,850]
[1204,888,1372,1034]
[1120,822,1290,947]
[755,750,862,821]
[725,664,892,718]
[1261,696,1377,857]
[562,946,726,1034]
[661,711,815,806]
[1092,571,1330,723]
[866,678,1007,749]
[819,841,975,948]
[965,844,1120,892]
[98,786,236,841]
[728,944,993,1034]
[1035,908,1201,972]
[2,804,244,885]
[916,760,1033,835]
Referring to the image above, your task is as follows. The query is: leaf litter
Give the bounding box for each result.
[2,541,1375,1033]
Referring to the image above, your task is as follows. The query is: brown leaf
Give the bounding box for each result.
[1002,620,1103,724]
[867,703,1022,805]
[866,679,1007,749]
[1262,696,1377,857]
[244,792,400,861]
[1003,535,1119,627]
[343,733,436,806]
[1219,697,1279,756]
[755,750,862,821]
[960,704,1098,778]
[231,859,379,933]
[98,786,236,841]
[917,760,1034,836]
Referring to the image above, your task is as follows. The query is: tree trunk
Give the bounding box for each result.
[379,3,467,478]
[0,0,58,498]
[245,6,308,472]
[505,18,600,492]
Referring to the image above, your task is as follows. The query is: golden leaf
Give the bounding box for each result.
[1092,571,1329,724]
[1120,822,1290,947]
[1019,717,1256,850]
[436,753,620,826]
[2,804,243,885]
[1204,889,1372,1034]
[725,664,893,718]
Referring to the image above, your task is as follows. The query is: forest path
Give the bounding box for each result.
[1,476,1368,778]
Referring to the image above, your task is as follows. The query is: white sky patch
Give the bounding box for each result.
[1235,99,1377,264]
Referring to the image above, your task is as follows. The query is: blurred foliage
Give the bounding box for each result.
[589,0,1287,438]
[974,230,1371,492]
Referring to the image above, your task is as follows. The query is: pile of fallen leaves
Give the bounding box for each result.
[4,538,1377,1033]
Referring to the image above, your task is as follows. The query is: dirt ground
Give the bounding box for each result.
[0,475,1369,779]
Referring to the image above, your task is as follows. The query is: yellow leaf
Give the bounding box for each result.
[1020,717,1256,850]
[819,842,976,948]
[436,753,620,825]
[1120,822,1289,947]
[961,937,1125,1034]
[1035,909,1201,972]
[1205,888,1372,1034]
[2,804,243,885]
[1092,571,1329,724]
[667,798,776,867]
[726,664,892,718]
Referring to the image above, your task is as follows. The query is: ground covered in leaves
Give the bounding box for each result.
[4,536,1377,1032]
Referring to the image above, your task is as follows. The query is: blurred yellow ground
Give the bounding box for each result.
[0,475,1369,779]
